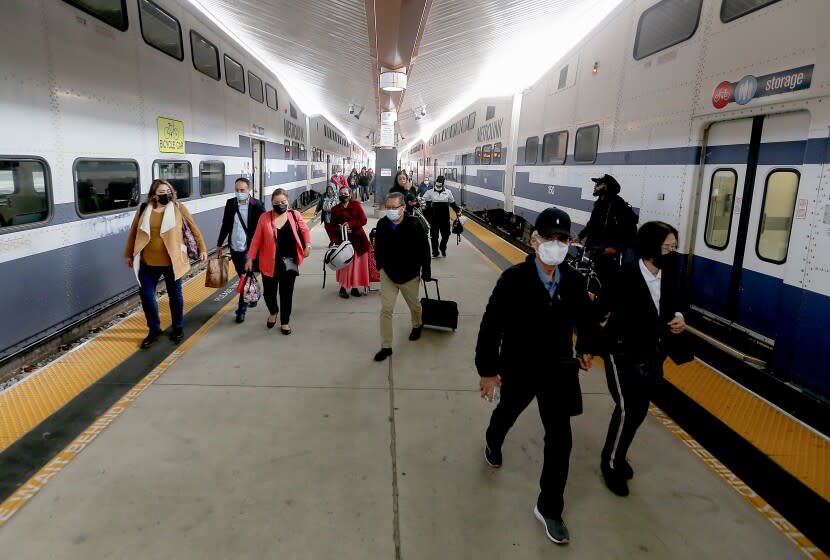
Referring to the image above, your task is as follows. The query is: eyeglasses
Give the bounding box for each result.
[387,205,403,210]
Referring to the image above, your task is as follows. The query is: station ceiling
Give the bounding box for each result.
[190,0,624,153]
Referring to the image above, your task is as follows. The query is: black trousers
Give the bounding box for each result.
[485,377,573,519]
[429,217,450,254]
[261,259,296,324]
[601,353,663,468]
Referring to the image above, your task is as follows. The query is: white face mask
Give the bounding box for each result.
[386,209,402,221]
[537,240,569,266]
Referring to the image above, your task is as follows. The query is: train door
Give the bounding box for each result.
[251,139,265,201]
[461,153,472,206]
[690,111,807,347]
[326,154,331,182]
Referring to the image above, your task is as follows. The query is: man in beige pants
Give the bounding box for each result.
[372,192,433,361]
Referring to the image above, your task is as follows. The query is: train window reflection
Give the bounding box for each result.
[0,159,51,229]
[704,169,737,249]
[248,72,264,103]
[138,0,183,61]
[190,31,220,80]
[284,140,292,160]
[756,170,799,264]
[199,161,225,196]
[75,159,139,217]
[634,0,702,60]
[574,125,599,163]
[492,143,503,165]
[721,0,782,22]
[153,160,192,200]
[524,137,539,165]
[292,141,300,161]
[541,131,568,165]
[475,147,482,165]
[482,145,492,165]
[224,55,245,94]
[63,0,128,31]
[265,83,278,110]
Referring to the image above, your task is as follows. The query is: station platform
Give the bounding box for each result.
[0,203,826,558]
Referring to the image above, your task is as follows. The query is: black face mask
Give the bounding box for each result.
[339,195,349,203]
[654,252,677,270]
[157,194,170,205]
[274,203,288,214]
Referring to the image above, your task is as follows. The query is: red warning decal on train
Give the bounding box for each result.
[712,81,734,109]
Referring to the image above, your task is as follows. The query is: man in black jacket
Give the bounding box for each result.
[422,175,462,257]
[373,192,432,361]
[475,207,596,546]
[216,177,265,323]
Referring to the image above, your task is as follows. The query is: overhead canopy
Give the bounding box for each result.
[190,0,624,152]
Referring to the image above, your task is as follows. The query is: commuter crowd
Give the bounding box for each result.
[123,170,686,547]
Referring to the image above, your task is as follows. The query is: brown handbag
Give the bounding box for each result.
[205,256,230,288]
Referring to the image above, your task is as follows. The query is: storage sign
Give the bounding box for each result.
[712,65,813,109]
[157,116,185,154]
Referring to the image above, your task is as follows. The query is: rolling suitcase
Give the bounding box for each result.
[420,279,458,331]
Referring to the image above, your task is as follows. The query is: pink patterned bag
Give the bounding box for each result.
[242,272,261,304]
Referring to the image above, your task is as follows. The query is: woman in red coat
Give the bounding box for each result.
[329,185,370,298]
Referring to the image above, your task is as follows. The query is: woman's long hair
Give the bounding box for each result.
[394,170,409,187]
[148,179,177,207]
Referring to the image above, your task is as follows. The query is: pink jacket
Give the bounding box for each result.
[247,210,311,277]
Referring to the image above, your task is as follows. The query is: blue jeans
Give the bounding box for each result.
[230,249,249,314]
[138,263,184,333]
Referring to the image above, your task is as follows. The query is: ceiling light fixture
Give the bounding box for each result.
[380,71,407,92]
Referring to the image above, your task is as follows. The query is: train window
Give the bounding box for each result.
[541,131,568,165]
[492,143,503,165]
[224,55,245,94]
[524,137,539,165]
[0,159,51,230]
[290,104,298,119]
[284,140,291,160]
[721,0,781,22]
[248,72,264,103]
[199,161,225,196]
[486,106,496,121]
[190,31,220,80]
[558,66,568,90]
[138,0,183,61]
[756,170,799,264]
[299,144,307,161]
[153,160,192,199]
[482,145,492,165]
[474,147,482,165]
[573,125,599,163]
[75,159,139,217]
[703,169,737,249]
[265,83,278,110]
[633,0,702,60]
[63,0,128,31]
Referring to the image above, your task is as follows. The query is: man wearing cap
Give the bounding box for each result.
[575,174,638,286]
[422,175,462,257]
[475,207,597,545]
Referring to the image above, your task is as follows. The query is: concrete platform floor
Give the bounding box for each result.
[0,206,806,559]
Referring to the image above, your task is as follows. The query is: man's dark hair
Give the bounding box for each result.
[635,221,678,260]
[235,177,250,187]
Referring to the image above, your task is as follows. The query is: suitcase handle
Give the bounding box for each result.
[422,278,441,301]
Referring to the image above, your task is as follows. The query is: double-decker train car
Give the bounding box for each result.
[419,0,830,402]
[0,0,326,361]
[308,115,354,194]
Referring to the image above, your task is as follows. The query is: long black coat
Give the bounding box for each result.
[604,259,686,366]
[475,255,599,415]
[217,197,265,249]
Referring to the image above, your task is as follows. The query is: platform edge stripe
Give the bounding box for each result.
[0,297,237,529]
[0,271,224,455]
[459,213,526,265]
[648,405,828,560]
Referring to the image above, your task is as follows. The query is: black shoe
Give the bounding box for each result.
[408,326,422,341]
[140,331,161,349]
[248,300,258,308]
[484,443,502,468]
[172,327,184,343]
[615,459,634,480]
[374,348,393,361]
[350,288,361,297]
[267,318,277,329]
[534,507,570,544]
[432,252,439,258]
[235,312,245,324]
[339,287,349,299]
[280,326,292,335]
[602,465,629,497]
[441,249,447,257]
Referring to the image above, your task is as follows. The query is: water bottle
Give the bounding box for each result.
[492,385,501,403]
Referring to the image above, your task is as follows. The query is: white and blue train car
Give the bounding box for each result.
[308,116,353,194]
[0,0,317,360]
[425,0,830,400]
[421,97,513,214]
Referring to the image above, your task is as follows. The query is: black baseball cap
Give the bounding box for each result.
[435,175,445,185]
[591,174,621,194]
[535,207,572,238]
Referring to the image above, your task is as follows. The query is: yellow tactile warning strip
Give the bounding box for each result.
[457,213,526,265]
[0,273,219,454]
[0,297,237,527]
[649,405,828,560]
[663,359,830,502]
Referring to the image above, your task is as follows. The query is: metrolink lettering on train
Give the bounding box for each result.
[477,118,503,142]
[284,121,305,142]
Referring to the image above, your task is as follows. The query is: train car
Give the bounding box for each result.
[422,0,830,401]
[0,0,318,361]
[308,115,352,194]
[421,97,514,218]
